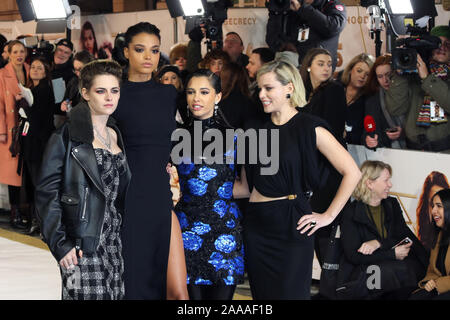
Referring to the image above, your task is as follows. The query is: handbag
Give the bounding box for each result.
[9,118,23,157]
[319,224,343,299]
[319,224,371,300]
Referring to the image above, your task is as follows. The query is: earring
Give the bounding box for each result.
[186,105,190,118]
[307,68,311,72]
[214,103,219,117]
[286,93,291,99]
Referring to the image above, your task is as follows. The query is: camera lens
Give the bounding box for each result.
[400,54,411,64]
[208,26,218,36]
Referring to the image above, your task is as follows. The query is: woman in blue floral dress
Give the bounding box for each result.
[172,69,246,300]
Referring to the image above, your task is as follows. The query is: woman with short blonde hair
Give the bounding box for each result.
[340,160,428,299]
[241,58,361,299]
[257,59,307,108]
[352,160,392,204]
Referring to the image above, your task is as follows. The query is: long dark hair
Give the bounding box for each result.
[417,172,450,239]
[220,62,250,100]
[27,56,52,89]
[185,69,233,128]
[80,21,98,57]
[432,188,450,246]
[299,48,332,101]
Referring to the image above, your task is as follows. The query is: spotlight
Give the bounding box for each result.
[385,0,413,15]
[30,0,72,20]
[179,0,205,17]
[16,0,72,33]
[166,0,232,51]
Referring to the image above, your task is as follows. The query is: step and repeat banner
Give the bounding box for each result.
[0,6,448,70]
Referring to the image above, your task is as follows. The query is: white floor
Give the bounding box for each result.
[0,237,61,300]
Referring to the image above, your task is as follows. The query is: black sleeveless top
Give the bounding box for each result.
[245,109,330,201]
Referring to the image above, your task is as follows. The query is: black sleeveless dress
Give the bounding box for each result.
[113,79,177,299]
[243,110,329,300]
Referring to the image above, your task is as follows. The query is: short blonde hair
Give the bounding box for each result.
[256,59,306,108]
[341,53,375,86]
[353,160,392,204]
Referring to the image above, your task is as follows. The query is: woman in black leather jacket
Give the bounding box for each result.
[35,60,131,300]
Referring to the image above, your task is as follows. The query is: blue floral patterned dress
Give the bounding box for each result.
[174,118,244,286]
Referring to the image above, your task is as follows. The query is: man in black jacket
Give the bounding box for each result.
[265,0,346,69]
[51,39,75,128]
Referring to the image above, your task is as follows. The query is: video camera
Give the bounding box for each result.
[392,26,441,73]
[186,0,233,50]
[19,36,55,62]
[266,0,304,13]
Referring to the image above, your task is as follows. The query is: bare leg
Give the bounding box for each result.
[166,210,189,300]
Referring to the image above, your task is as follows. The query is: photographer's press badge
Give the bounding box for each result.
[297,27,310,43]
[430,101,447,124]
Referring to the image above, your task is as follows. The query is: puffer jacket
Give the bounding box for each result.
[35,102,131,262]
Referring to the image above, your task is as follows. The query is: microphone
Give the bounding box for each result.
[364,115,376,138]
[364,115,377,151]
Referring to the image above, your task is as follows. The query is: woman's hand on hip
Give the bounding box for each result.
[297,212,334,236]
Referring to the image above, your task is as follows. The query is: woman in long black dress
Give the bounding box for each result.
[172,69,246,300]
[112,22,187,300]
[242,60,361,299]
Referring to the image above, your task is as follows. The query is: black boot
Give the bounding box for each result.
[10,206,28,229]
[27,218,40,236]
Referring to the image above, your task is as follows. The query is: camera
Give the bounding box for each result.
[186,0,233,50]
[266,0,303,13]
[392,26,441,73]
[19,36,55,62]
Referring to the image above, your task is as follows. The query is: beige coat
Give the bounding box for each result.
[0,62,29,186]
[419,231,450,294]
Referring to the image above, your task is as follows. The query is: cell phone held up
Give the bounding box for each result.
[392,237,412,249]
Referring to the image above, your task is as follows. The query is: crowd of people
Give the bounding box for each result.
[0,5,449,301]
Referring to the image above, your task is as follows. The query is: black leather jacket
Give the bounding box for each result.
[35,102,131,262]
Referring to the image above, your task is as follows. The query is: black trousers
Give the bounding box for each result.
[244,199,314,300]
[8,185,20,206]
[188,285,236,300]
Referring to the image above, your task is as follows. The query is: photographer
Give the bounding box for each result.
[51,39,75,128]
[265,0,346,69]
[385,26,450,153]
